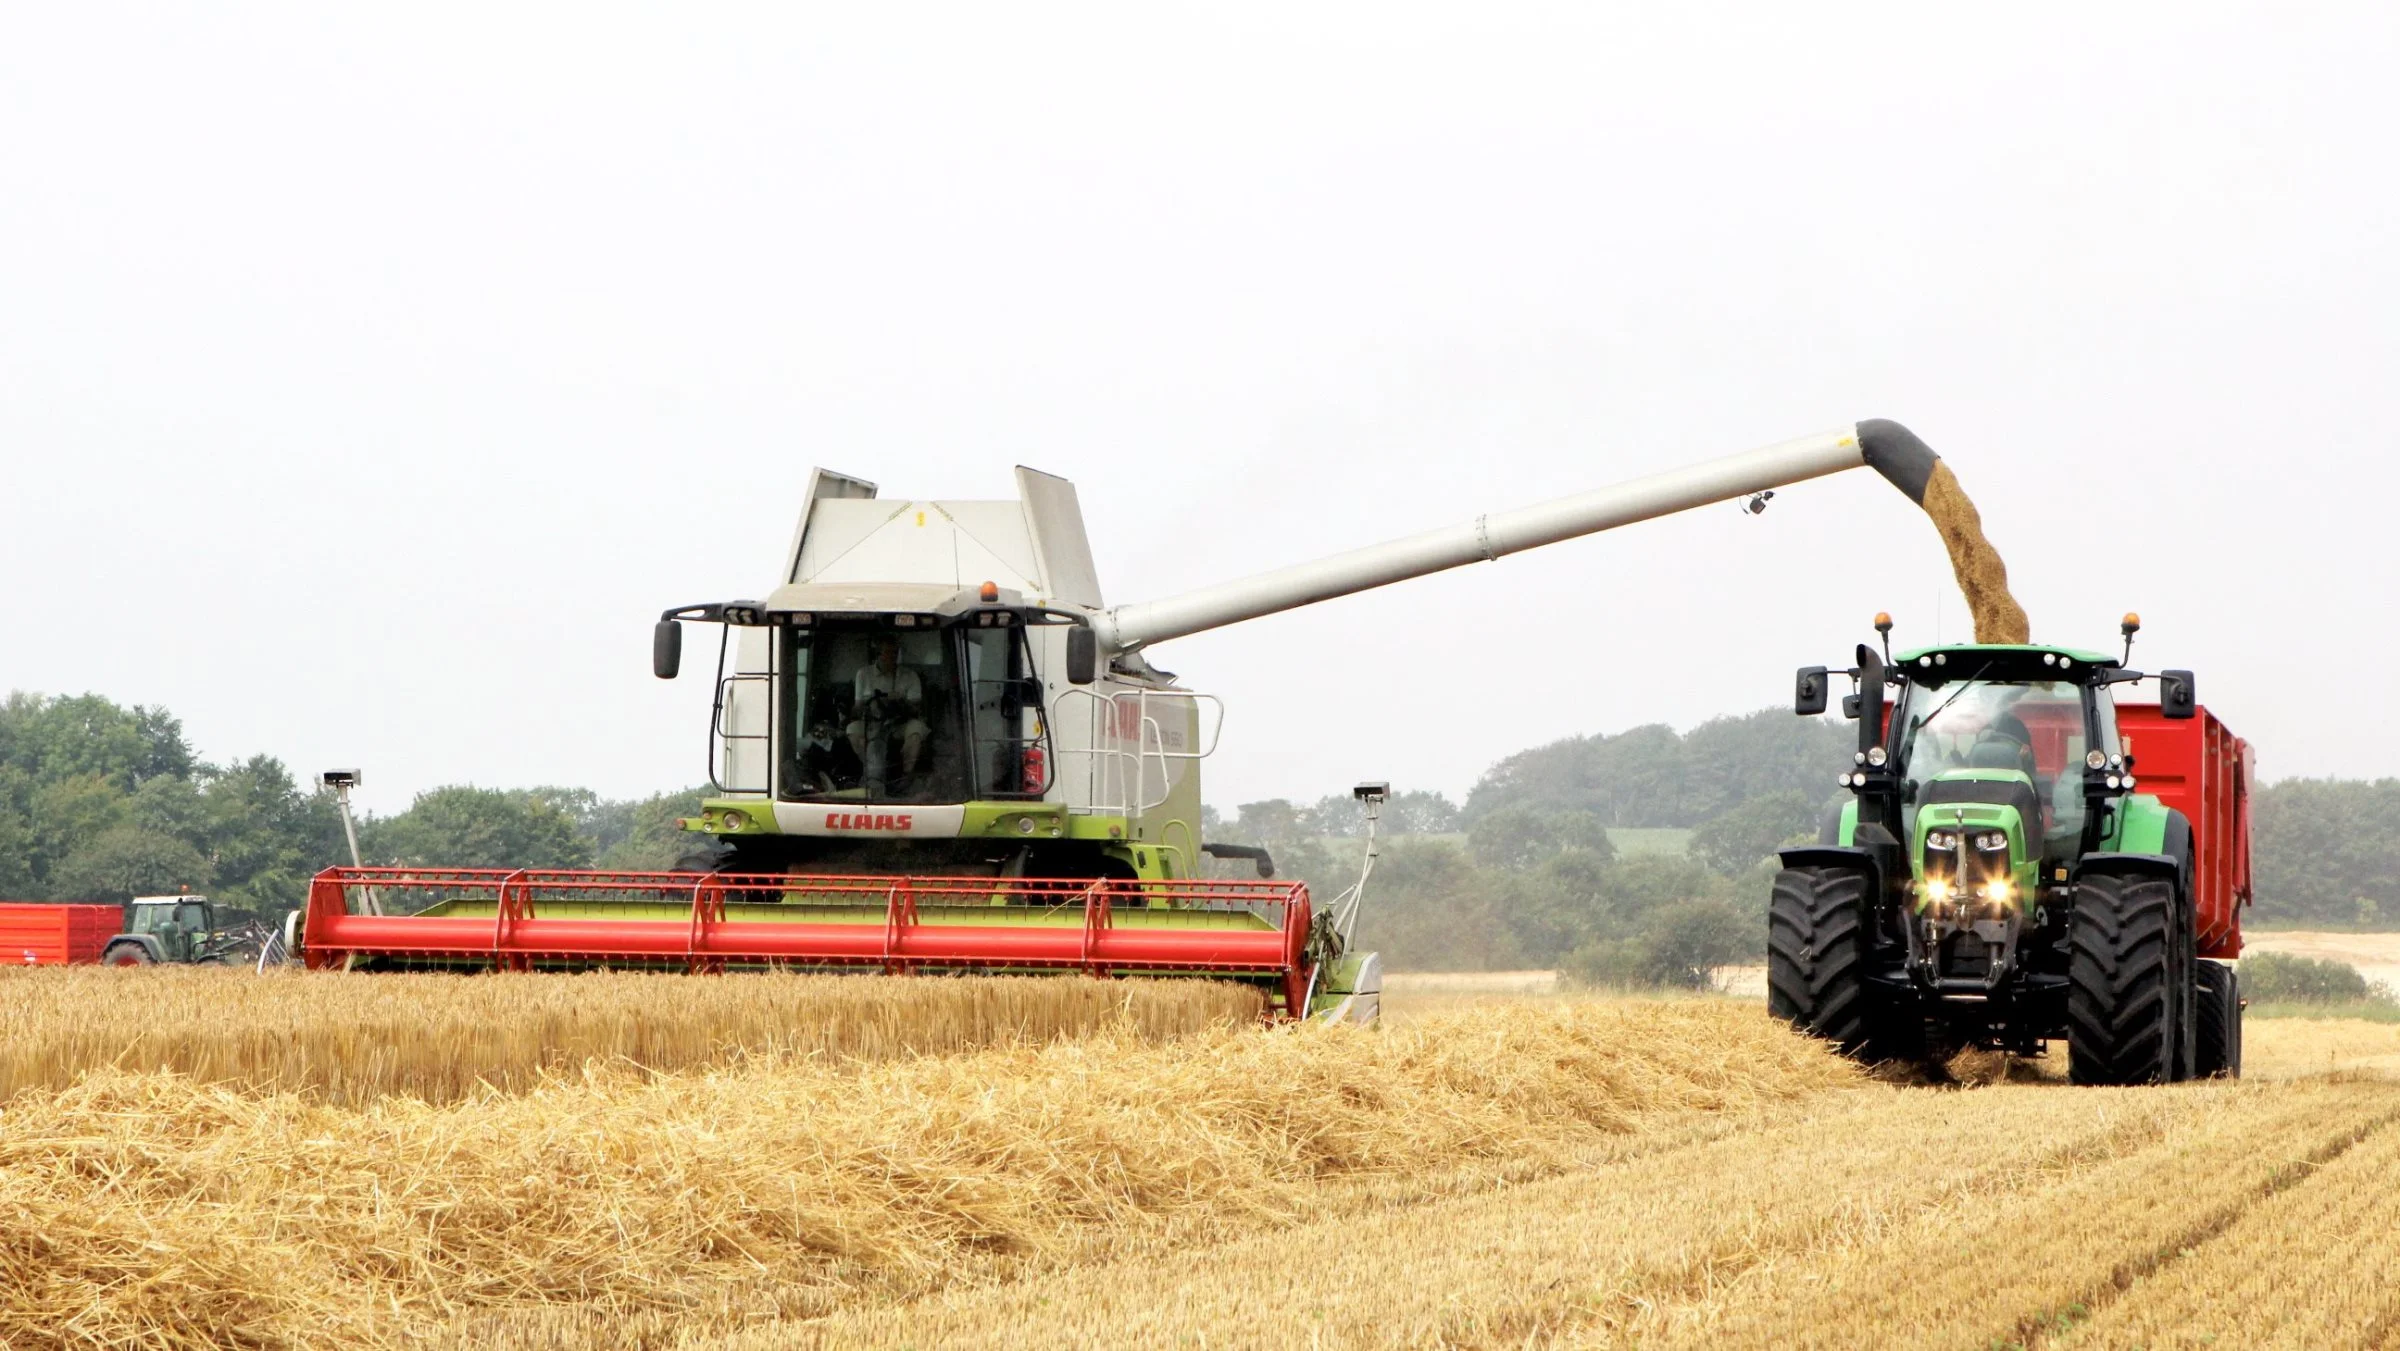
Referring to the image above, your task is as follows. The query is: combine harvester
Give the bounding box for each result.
[301,420,1961,1019]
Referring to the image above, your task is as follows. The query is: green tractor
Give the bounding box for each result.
[101,894,282,967]
[1770,615,2252,1084]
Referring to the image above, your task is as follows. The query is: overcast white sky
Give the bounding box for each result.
[3,5,2395,817]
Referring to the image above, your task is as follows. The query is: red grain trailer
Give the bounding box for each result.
[0,902,121,965]
[2117,704,2253,960]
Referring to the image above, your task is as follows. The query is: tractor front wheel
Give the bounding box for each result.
[1769,866,1920,1061]
[2067,870,2188,1085]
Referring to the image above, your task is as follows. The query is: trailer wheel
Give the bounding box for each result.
[103,941,156,967]
[2194,960,2241,1079]
[2067,870,2182,1085]
[1769,866,1918,1061]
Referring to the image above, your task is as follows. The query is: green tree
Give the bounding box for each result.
[1688,790,1818,877]
[2252,779,2400,927]
[197,757,350,915]
[1468,805,1613,872]
[27,773,132,891]
[1562,896,1754,990]
[365,786,592,870]
[1351,838,1525,971]
[1463,708,1849,829]
[52,825,213,905]
[592,788,714,870]
[0,692,193,789]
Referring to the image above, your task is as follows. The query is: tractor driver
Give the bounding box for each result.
[1917,682,2037,780]
[847,635,930,780]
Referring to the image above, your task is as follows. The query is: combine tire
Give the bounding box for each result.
[2195,960,2242,1078]
[2067,870,2186,1085]
[1769,866,1919,1061]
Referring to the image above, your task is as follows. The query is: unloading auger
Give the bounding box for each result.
[301,420,1953,1020]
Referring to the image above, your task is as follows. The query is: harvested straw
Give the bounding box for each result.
[1920,462,2030,644]
[0,967,1261,1104]
[0,999,1856,1350]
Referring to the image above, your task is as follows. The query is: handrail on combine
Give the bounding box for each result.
[299,866,1316,1014]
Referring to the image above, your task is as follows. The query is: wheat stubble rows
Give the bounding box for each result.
[2,969,2394,1349]
[768,1021,2400,1351]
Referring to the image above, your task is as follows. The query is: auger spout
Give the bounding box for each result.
[1092,420,1945,652]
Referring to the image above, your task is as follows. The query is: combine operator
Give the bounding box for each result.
[846,634,931,791]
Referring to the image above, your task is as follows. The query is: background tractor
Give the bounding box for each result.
[1771,615,2252,1082]
[102,894,283,966]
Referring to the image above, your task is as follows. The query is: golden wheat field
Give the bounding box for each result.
[1,969,2396,1350]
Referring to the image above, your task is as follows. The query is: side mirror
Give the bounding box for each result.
[1065,626,1098,685]
[653,619,683,680]
[1794,666,1829,717]
[2159,669,2197,719]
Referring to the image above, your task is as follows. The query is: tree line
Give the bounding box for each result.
[4,691,2393,956]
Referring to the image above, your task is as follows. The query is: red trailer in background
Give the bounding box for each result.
[2118,704,2253,960]
[0,903,120,965]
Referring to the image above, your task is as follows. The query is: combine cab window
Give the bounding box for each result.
[777,620,1049,804]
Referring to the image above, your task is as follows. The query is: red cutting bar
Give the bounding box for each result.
[300,867,1315,1003]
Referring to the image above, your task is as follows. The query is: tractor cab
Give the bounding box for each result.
[124,895,215,962]
[1886,644,2125,872]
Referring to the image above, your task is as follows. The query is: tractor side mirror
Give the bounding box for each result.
[2159,669,2197,719]
[1065,626,1098,685]
[1794,666,1829,717]
[653,619,683,680]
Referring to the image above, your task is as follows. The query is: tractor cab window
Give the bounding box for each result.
[777,618,1050,804]
[130,901,209,936]
[130,901,208,961]
[1896,678,2094,857]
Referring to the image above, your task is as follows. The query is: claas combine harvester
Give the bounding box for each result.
[300,420,1972,1020]
[1773,617,2252,1081]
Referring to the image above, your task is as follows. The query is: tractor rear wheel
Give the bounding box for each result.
[1769,866,1920,1061]
[2067,870,2185,1085]
[102,941,155,967]
[2195,959,2242,1078]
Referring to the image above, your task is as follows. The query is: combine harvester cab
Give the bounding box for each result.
[1773,615,2253,1082]
[304,421,1972,1021]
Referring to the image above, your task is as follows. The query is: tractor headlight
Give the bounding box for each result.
[1865,746,1888,767]
[1927,830,1958,851]
[1923,877,1954,907]
[2085,749,2108,770]
[720,809,748,831]
[1981,876,2016,906]
[1975,831,2008,852]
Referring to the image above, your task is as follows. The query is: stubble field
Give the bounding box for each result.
[1,967,2395,1350]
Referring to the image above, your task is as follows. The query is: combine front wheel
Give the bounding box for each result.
[2066,870,2184,1085]
[1769,866,1919,1061]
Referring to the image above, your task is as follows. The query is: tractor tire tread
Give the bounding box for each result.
[2067,870,2180,1085]
[2195,960,2241,1079]
[1770,867,1916,1061]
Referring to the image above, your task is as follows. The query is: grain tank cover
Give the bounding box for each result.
[779,466,1103,610]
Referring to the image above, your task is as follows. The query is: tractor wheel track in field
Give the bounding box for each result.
[742,1075,2400,1351]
